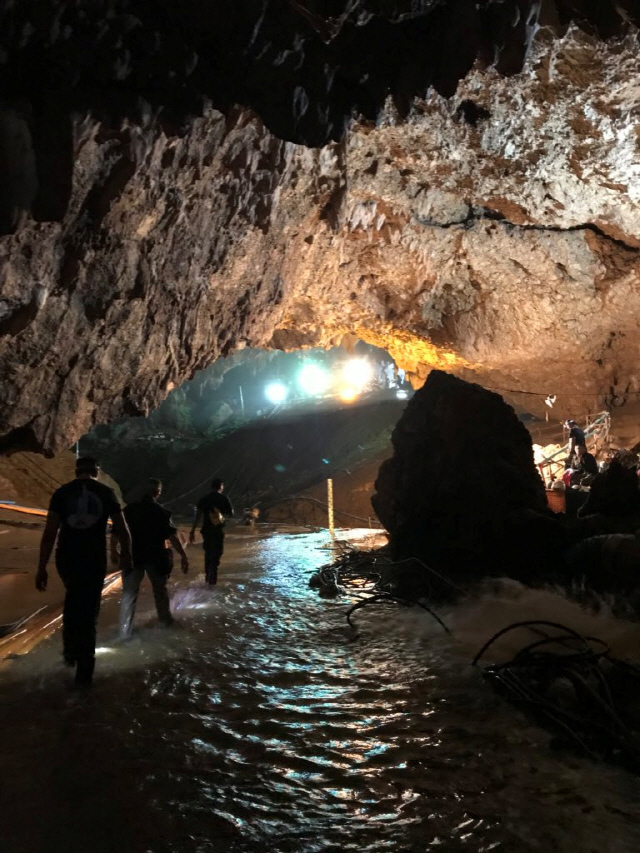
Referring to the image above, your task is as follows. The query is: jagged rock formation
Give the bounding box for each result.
[1,2,640,453]
[371,370,550,578]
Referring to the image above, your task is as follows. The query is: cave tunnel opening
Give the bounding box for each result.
[76,341,413,520]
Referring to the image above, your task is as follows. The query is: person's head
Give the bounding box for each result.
[565,419,577,429]
[146,478,163,499]
[75,456,100,479]
[211,478,224,493]
[576,445,586,459]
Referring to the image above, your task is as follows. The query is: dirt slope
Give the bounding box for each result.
[0,450,122,509]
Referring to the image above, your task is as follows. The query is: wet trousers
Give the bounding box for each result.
[56,557,106,683]
[203,528,225,585]
[120,563,173,637]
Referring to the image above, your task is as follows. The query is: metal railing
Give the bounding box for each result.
[536,411,610,483]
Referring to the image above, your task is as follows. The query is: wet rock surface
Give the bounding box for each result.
[1,5,640,452]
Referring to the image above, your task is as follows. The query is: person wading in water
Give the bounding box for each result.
[36,456,132,686]
[119,478,190,638]
[189,478,234,586]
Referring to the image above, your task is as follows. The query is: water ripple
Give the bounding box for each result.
[1,529,640,852]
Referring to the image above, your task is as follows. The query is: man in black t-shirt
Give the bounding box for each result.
[572,445,599,486]
[189,478,234,586]
[565,419,586,463]
[36,456,132,685]
[119,479,189,638]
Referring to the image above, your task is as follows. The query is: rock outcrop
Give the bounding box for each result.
[372,370,549,579]
[1,3,640,453]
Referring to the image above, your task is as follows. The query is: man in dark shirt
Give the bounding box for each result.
[565,419,586,463]
[189,478,233,586]
[36,456,132,686]
[119,479,189,638]
[573,445,599,486]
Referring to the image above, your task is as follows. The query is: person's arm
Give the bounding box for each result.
[36,512,61,591]
[189,507,203,544]
[109,529,120,567]
[223,496,234,518]
[111,512,133,572]
[169,534,189,573]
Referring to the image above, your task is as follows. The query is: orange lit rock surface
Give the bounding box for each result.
[1,10,640,452]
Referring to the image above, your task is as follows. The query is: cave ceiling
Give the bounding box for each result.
[1,1,640,453]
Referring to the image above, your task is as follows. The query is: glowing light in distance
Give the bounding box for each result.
[396,389,409,400]
[265,382,288,404]
[342,358,373,389]
[298,363,330,395]
[339,387,359,403]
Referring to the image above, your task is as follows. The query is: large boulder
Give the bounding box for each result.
[372,370,549,583]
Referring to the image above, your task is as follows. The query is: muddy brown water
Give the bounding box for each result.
[1,526,640,853]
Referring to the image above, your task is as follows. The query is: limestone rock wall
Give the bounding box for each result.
[1,3,640,453]
[275,29,640,419]
[0,110,300,451]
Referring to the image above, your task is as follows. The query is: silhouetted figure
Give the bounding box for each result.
[242,507,260,527]
[563,460,640,598]
[572,445,598,486]
[36,457,132,686]
[119,479,189,638]
[565,418,586,463]
[579,461,640,520]
[190,478,234,586]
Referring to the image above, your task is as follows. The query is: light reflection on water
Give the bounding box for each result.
[1,528,640,853]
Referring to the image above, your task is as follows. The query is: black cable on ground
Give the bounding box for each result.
[473,620,640,772]
[472,620,603,666]
[345,592,451,634]
[313,543,451,634]
[381,555,467,597]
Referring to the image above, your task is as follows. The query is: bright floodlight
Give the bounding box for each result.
[265,381,288,404]
[339,386,359,403]
[298,363,329,395]
[342,358,373,390]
